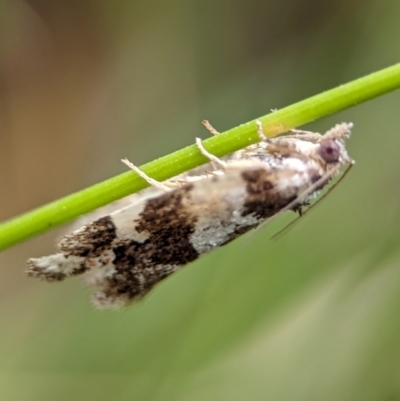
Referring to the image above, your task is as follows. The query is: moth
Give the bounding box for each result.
[26,121,354,309]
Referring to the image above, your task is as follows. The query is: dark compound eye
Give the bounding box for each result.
[318,139,340,163]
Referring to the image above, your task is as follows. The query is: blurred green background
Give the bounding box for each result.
[1,0,400,400]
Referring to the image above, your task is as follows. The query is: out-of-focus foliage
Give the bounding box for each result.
[1,1,400,400]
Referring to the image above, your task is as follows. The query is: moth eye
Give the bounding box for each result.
[318,139,340,163]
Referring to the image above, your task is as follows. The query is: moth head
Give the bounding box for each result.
[317,122,354,166]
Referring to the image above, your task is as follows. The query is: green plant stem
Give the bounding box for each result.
[1,63,400,251]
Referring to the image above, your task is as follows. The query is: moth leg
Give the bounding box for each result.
[288,128,317,135]
[121,158,170,192]
[202,119,220,136]
[287,123,353,146]
[286,128,321,142]
[256,120,268,141]
[197,127,221,170]
[195,138,227,168]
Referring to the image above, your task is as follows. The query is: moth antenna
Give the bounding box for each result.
[270,213,302,240]
[243,163,345,245]
[271,163,354,240]
[288,128,318,135]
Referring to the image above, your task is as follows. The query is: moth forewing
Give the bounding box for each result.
[26,122,354,309]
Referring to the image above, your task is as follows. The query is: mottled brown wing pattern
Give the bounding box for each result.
[26,122,353,308]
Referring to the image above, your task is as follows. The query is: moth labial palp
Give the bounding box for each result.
[26,121,354,309]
